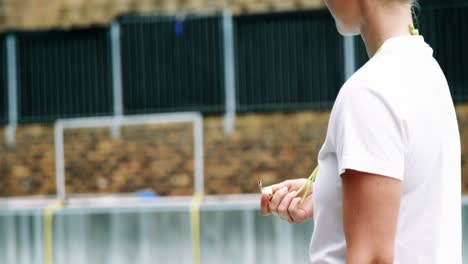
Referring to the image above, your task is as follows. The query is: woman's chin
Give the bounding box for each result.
[336,23,360,37]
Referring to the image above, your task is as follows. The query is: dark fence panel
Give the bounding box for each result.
[354,37,368,71]
[420,0,468,8]
[5,3,468,124]
[120,15,224,115]
[235,10,345,112]
[419,4,468,102]
[0,36,6,125]
[16,28,113,123]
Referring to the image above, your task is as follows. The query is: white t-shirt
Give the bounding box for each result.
[310,36,461,264]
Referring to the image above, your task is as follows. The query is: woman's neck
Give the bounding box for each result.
[360,1,414,57]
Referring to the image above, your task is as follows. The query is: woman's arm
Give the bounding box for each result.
[342,169,401,264]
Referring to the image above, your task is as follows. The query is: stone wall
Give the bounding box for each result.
[1,105,468,197]
[0,0,325,32]
[0,111,328,197]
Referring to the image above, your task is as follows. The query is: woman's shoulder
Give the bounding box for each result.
[348,52,404,88]
[333,56,409,120]
[339,51,414,104]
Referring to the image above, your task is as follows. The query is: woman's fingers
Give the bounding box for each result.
[260,193,272,216]
[259,178,313,222]
[260,182,289,216]
[269,181,291,193]
[269,187,289,214]
[277,191,297,222]
[289,196,314,224]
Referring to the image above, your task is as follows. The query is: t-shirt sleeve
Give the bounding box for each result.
[330,87,407,180]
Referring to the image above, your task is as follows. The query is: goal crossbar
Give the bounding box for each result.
[54,112,204,200]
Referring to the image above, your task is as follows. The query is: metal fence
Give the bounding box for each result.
[15,28,113,123]
[235,10,343,112]
[120,15,225,115]
[419,4,468,103]
[0,197,314,264]
[2,197,468,264]
[353,3,468,102]
[0,3,467,128]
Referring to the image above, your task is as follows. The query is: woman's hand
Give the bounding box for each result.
[260,179,314,224]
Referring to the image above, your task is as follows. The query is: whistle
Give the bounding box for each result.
[258,180,273,200]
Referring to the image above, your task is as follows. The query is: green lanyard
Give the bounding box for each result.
[296,166,319,204]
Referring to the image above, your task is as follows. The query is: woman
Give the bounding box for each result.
[260,0,461,263]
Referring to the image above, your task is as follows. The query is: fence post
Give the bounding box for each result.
[242,210,255,264]
[5,33,18,146]
[110,21,124,139]
[343,36,356,81]
[222,11,237,136]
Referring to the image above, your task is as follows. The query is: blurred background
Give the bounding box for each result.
[0,0,467,263]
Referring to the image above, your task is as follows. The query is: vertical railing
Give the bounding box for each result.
[222,11,237,136]
[242,210,255,264]
[5,215,17,263]
[343,36,356,80]
[110,22,124,139]
[5,33,17,146]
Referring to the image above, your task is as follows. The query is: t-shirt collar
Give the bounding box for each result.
[378,35,433,56]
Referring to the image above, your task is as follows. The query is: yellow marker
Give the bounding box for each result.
[190,192,204,264]
[43,200,65,264]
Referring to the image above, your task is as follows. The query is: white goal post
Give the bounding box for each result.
[54,112,204,200]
